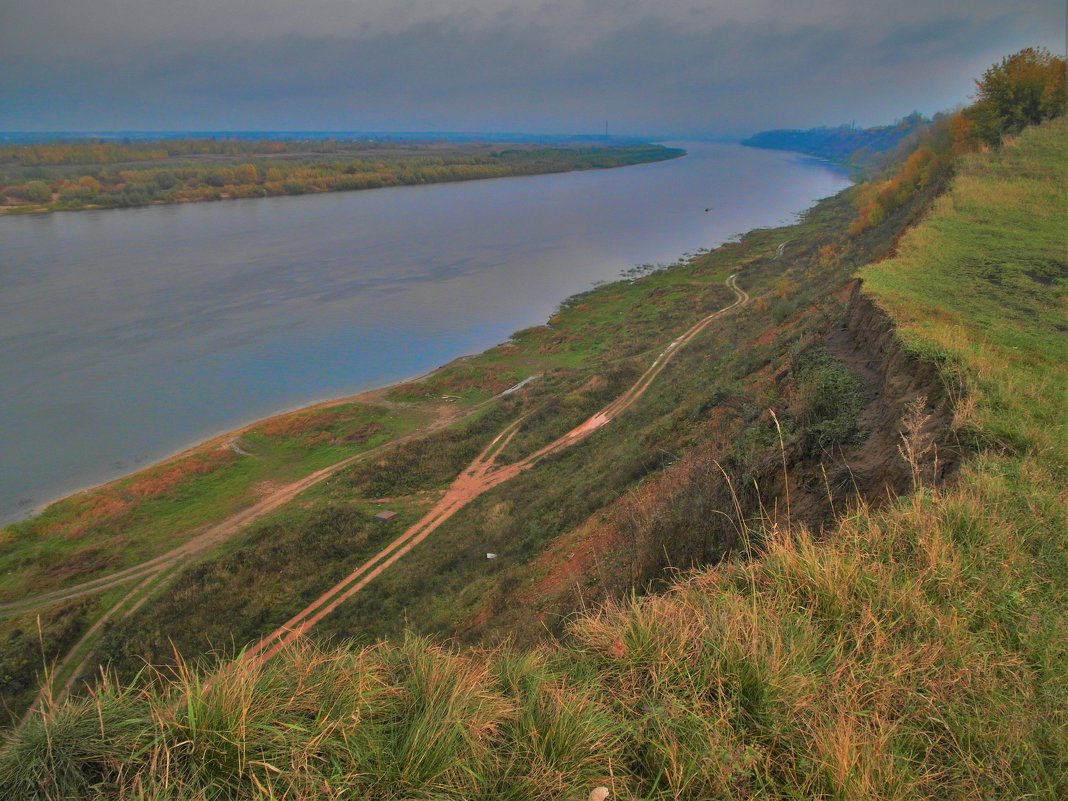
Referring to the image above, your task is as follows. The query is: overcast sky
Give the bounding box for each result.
[1,1,1064,135]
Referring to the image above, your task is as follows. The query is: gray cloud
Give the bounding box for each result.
[1,1,1064,134]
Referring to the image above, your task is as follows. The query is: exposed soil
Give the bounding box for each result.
[483,278,962,644]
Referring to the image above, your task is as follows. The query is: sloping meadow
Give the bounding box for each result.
[3,119,1065,801]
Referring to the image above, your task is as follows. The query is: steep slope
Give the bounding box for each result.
[0,109,951,723]
[4,109,1063,801]
[76,177,934,683]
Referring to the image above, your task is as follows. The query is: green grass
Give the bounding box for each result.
[0,402,431,602]
[860,118,1067,462]
[0,195,831,723]
[2,113,1063,799]
[75,185,875,678]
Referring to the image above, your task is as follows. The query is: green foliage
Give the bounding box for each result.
[8,180,51,203]
[0,602,93,725]
[4,62,1066,801]
[966,47,1067,145]
[861,116,1067,462]
[343,407,515,498]
[791,348,866,455]
[92,504,399,680]
[0,402,417,604]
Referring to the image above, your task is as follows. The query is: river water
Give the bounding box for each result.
[0,142,849,524]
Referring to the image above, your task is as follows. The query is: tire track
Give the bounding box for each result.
[247,274,748,662]
[19,411,472,711]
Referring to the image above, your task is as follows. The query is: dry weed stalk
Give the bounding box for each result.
[897,395,935,490]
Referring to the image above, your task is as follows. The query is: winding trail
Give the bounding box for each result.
[24,273,747,713]
[1,438,429,620]
[17,413,471,715]
[245,273,749,663]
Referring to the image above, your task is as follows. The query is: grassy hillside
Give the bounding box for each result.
[2,116,1063,800]
[76,185,902,685]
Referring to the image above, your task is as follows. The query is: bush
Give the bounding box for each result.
[11,180,51,203]
[791,349,866,455]
[282,181,309,195]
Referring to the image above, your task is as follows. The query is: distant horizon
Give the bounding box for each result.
[5,1,1062,135]
[0,116,917,145]
[0,129,729,144]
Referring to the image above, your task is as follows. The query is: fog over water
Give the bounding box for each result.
[0,143,849,523]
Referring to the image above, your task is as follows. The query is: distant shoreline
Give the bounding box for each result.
[0,141,684,216]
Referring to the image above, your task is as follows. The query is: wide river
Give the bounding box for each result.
[0,142,849,524]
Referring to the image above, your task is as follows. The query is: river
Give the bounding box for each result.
[0,142,849,524]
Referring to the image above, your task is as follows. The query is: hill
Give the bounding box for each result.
[740,113,929,173]
[1,51,1065,799]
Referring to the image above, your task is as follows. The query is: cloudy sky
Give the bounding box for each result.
[1,1,1064,135]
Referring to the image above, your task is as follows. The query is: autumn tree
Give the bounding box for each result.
[234,163,259,184]
[966,47,1067,145]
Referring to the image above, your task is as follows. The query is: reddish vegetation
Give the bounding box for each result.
[60,496,133,540]
[33,450,236,544]
[754,328,777,347]
[392,364,517,399]
[253,406,361,438]
[124,451,235,500]
[523,518,625,629]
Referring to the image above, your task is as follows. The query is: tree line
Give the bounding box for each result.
[0,143,682,213]
[850,48,1065,235]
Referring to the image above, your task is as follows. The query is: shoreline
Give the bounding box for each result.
[9,355,473,526]
[2,144,851,528]
[0,146,686,217]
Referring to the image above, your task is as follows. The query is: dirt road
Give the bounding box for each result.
[16,410,474,714]
[246,273,749,662]
[23,273,747,712]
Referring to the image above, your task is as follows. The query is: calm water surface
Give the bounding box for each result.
[0,143,849,523]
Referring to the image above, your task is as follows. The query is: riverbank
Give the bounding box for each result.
[0,140,683,214]
[0,141,850,527]
[0,176,854,722]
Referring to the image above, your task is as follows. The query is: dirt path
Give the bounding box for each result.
[3,446,385,618]
[3,407,475,620]
[246,274,749,663]
[18,407,473,714]
[23,273,746,712]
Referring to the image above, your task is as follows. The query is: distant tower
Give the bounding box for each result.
[605,120,609,139]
